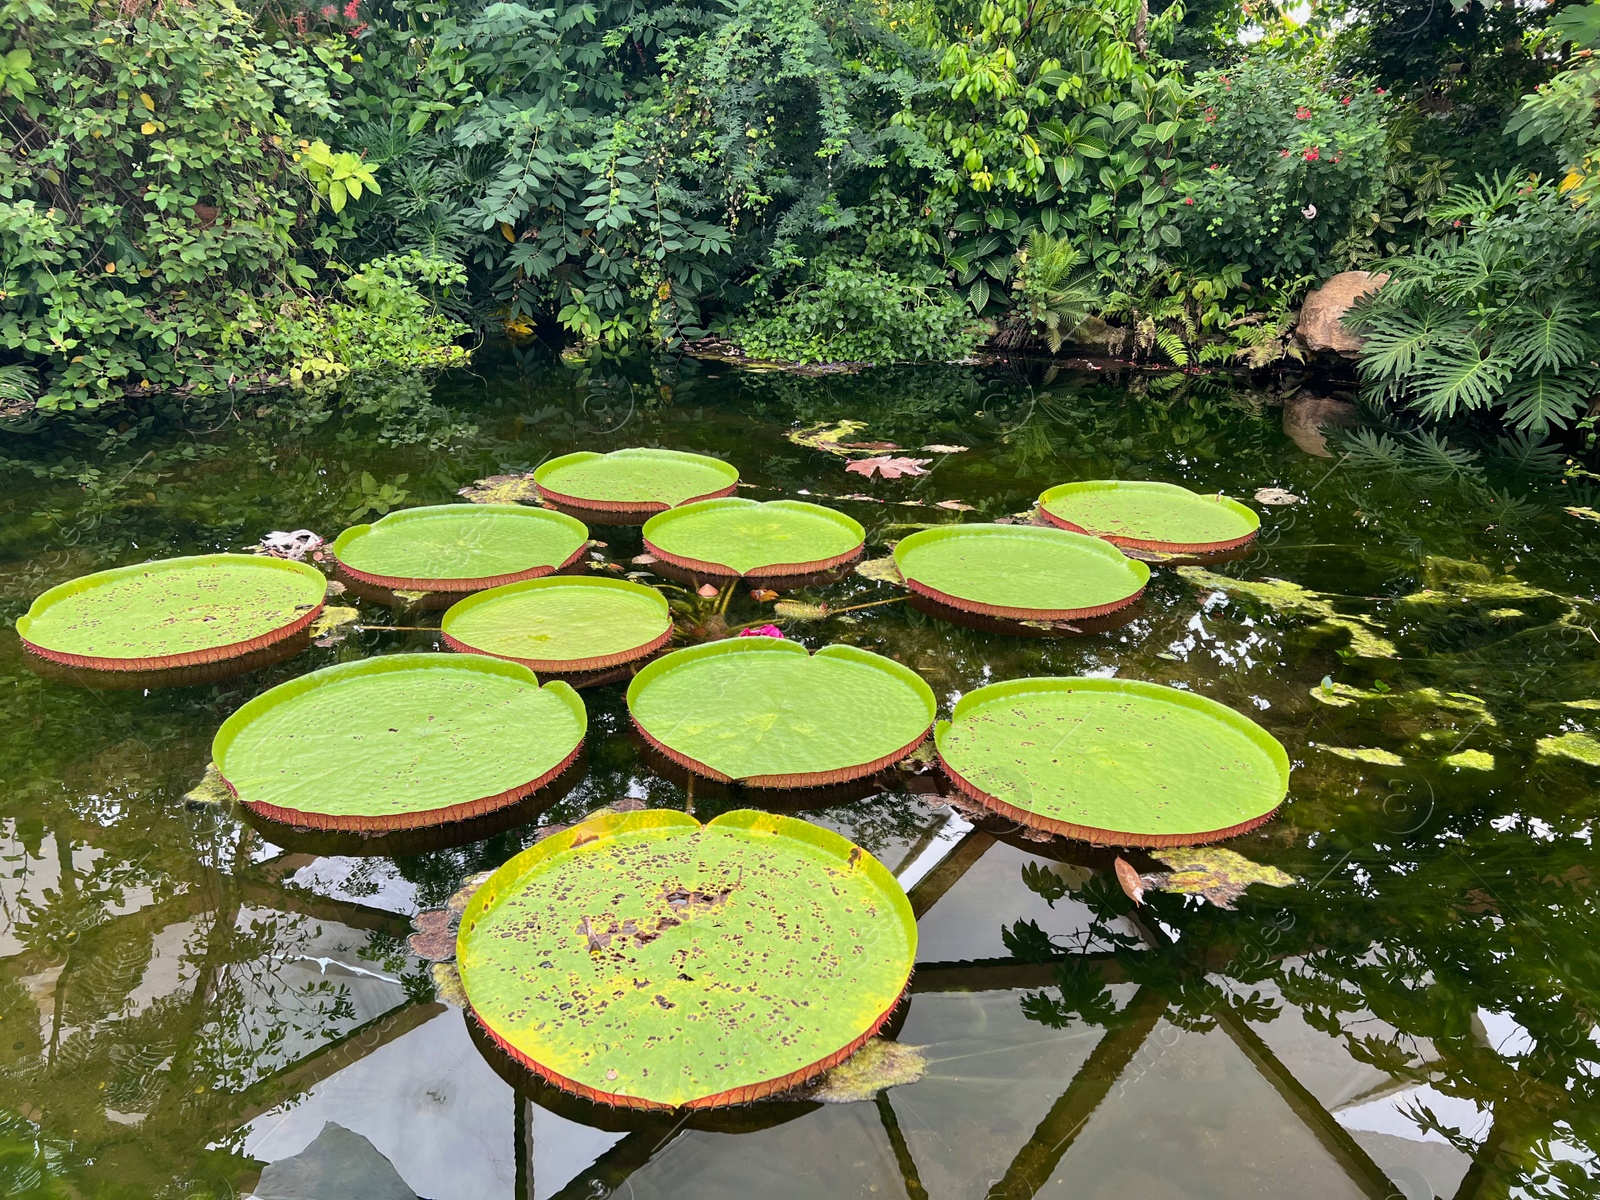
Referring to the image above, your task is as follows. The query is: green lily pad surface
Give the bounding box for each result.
[627,638,935,786]
[533,449,739,513]
[642,498,864,577]
[442,576,673,672]
[458,808,916,1109]
[214,653,586,831]
[1037,481,1260,553]
[936,677,1289,846]
[893,524,1150,619]
[17,554,326,671]
[332,505,589,591]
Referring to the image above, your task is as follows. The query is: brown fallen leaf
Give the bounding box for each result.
[459,474,543,505]
[854,556,904,585]
[840,441,901,451]
[446,871,495,915]
[432,961,468,1008]
[632,552,659,565]
[750,588,779,601]
[1114,857,1145,906]
[846,455,932,480]
[1145,848,1296,910]
[408,928,456,961]
[935,500,976,511]
[1253,487,1301,506]
[921,444,969,454]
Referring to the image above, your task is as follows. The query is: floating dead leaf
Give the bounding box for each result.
[1564,506,1600,523]
[696,583,720,598]
[846,456,932,480]
[1114,857,1145,906]
[252,529,324,560]
[750,588,779,601]
[391,589,432,604]
[922,444,969,454]
[447,870,495,915]
[308,605,359,646]
[432,961,468,1008]
[1253,487,1302,506]
[632,552,659,565]
[855,556,904,585]
[324,579,347,597]
[840,441,901,451]
[788,420,869,455]
[182,762,233,806]
[409,928,456,961]
[802,1039,927,1103]
[458,474,543,505]
[1145,847,1296,910]
[935,500,975,511]
[773,599,830,621]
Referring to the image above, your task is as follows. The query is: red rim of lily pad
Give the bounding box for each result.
[533,449,740,517]
[641,498,865,579]
[16,554,327,672]
[331,505,590,593]
[440,577,675,674]
[1035,481,1260,555]
[456,809,916,1109]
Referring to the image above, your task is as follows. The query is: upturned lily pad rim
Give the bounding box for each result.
[627,637,936,787]
[641,497,865,578]
[533,449,740,514]
[441,576,674,672]
[1036,480,1261,554]
[213,653,587,833]
[892,524,1151,620]
[16,554,326,672]
[458,808,916,1110]
[935,676,1290,847]
[331,504,590,592]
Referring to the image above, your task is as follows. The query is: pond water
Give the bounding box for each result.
[2,347,1597,1200]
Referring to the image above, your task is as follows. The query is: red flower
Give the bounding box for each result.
[1184,196,1195,205]
[320,5,334,16]
[1303,147,1320,161]
[1376,88,1387,95]
[1340,96,1352,106]
[1279,149,1291,157]
[343,0,359,17]
[1295,106,1312,119]
[1332,153,1341,162]
[1208,162,1219,169]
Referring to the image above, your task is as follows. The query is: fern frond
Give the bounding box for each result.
[1405,429,1485,481]
[1500,368,1600,433]
[1356,305,1474,383]
[1335,428,1411,473]
[1412,345,1516,417]
[1152,329,1190,366]
[1503,301,1597,374]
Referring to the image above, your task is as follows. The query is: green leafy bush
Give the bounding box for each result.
[725,266,980,364]
[1350,174,1600,433]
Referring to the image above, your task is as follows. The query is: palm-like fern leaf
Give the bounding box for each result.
[1504,301,1598,374]
[1413,345,1516,417]
[1501,368,1600,433]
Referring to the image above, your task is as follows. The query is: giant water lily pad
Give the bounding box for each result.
[214,653,586,831]
[935,677,1289,846]
[642,498,864,578]
[1037,481,1260,554]
[457,808,916,1109]
[893,524,1149,620]
[627,637,935,786]
[17,554,326,671]
[442,576,672,672]
[331,504,588,592]
[533,449,739,516]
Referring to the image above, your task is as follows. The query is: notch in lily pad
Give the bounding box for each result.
[213,653,587,833]
[627,637,935,787]
[457,808,916,1109]
[533,449,740,523]
[935,677,1289,846]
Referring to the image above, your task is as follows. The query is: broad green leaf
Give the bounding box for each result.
[1037,480,1259,552]
[1414,350,1516,417]
[332,504,589,588]
[458,809,916,1109]
[442,576,671,671]
[642,498,863,577]
[533,448,738,511]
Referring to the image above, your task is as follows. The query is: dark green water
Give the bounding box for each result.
[2,348,1598,1200]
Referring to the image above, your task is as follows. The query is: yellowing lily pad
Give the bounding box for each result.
[533,449,739,517]
[331,504,589,592]
[642,498,864,578]
[457,809,916,1110]
[213,653,586,832]
[893,524,1149,620]
[935,677,1289,846]
[442,576,672,673]
[627,637,935,786]
[17,554,326,671]
[1037,480,1260,554]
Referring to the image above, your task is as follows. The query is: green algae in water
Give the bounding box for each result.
[457,808,916,1109]
[892,524,1148,619]
[442,576,672,671]
[935,677,1290,846]
[1037,480,1260,552]
[1179,567,1399,659]
[1318,746,1407,766]
[332,504,589,589]
[627,637,935,785]
[642,497,864,576]
[17,554,326,669]
[1444,749,1496,771]
[214,653,586,831]
[1536,732,1600,767]
[533,448,739,511]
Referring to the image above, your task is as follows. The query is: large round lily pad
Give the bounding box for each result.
[458,808,916,1109]
[893,524,1150,620]
[533,449,739,516]
[627,637,935,786]
[935,677,1289,846]
[642,498,864,578]
[17,554,326,671]
[1036,481,1260,554]
[214,653,586,832]
[331,504,589,592]
[441,576,673,673]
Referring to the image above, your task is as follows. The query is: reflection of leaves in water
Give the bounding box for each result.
[1002,918,1063,963]
[1020,958,1119,1029]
